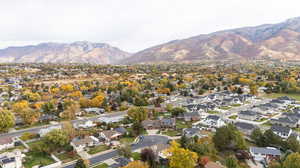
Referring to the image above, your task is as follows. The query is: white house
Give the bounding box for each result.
[98,115,125,124]
[0,137,16,151]
[76,120,96,129]
[249,147,281,161]
[271,125,292,139]
[0,149,24,168]
[39,125,62,137]
[71,136,97,152]
[100,130,122,142]
[202,115,225,128]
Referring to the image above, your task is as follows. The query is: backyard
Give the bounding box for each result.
[23,151,55,168]
[88,145,110,155]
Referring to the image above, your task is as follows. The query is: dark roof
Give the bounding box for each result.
[0,157,15,164]
[207,115,220,120]
[235,122,256,130]
[183,128,201,135]
[239,110,258,116]
[271,117,298,124]
[114,127,127,134]
[271,125,291,134]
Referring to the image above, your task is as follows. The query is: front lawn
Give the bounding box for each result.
[94,163,109,168]
[207,110,219,114]
[219,106,231,110]
[231,104,242,107]
[23,151,55,168]
[88,145,110,155]
[162,130,181,137]
[176,121,192,129]
[120,137,135,144]
[263,93,300,101]
[229,115,238,119]
[55,152,80,163]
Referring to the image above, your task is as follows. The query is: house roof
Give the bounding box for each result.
[271,125,291,134]
[114,127,127,134]
[250,147,281,156]
[235,122,256,130]
[71,136,94,146]
[239,110,258,116]
[206,115,220,120]
[102,130,120,139]
[0,156,15,164]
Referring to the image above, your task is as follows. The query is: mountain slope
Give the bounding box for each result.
[0,41,130,64]
[122,17,300,64]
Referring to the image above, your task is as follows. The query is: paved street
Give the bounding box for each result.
[0,111,127,139]
[62,135,170,168]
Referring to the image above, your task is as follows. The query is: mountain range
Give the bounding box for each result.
[2,17,300,64]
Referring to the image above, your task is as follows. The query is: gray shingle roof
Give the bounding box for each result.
[250,147,281,156]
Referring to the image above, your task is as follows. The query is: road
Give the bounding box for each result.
[62,135,170,168]
[0,111,127,139]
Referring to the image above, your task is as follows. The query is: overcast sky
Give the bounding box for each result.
[0,0,300,52]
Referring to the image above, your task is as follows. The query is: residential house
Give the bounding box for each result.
[249,147,281,161]
[71,136,98,152]
[271,125,292,139]
[83,108,105,114]
[114,127,128,136]
[100,130,122,142]
[270,117,298,128]
[0,150,24,168]
[183,112,201,122]
[39,125,62,137]
[98,115,125,124]
[235,122,257,136]
[202,115,225,128]
[238,110,260,121]
[0,137,16,151]
[182,128,207,138]
[142,118,176,130]
[76,120,96,129]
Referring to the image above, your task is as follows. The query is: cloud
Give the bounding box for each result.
[0,0,300,52]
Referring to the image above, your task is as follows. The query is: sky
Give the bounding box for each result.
[0,0,300,52]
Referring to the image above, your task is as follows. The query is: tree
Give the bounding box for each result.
[90,94,105,107]
[283,153,300,168]
[128,107,148,123]
[60,103,80,120]
[287,136,300,152]
[213,124,247,151]
[225,156,240,168]
[19,108,40,125]
[75,158,89,168]
[170,107,186,117]
[118,144,132,159]
[0,109,15,132]
[141,148,157,168]
[42,102,57,115]
[61,84,74,92]
[165,141,198,168]
[12,100,29,113]
[122,161,149,168]
[250,84,258,95]
[44,129,70,149]
[62,121,76,139]
[250,128,264,146]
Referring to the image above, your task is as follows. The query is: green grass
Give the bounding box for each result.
[176,121,192,129]
[257,117,268,122]
[132,152,141,160]
[263,93,300,101]
[23,151,55,168]
[219,106,231,110]
[229,115,238,119]
[231,104,242,107]
[27,140,44,149]
[0,145,25,154]
[93,163,109,168]
[162,130,181,137]
[207,110,219,114]
[120,137,135,144]
[88,145,110,155]
[55,152,80,163]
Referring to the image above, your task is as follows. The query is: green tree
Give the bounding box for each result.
[118,144,132,159]
[213,124,247,151]
[0,109,15,132]
[44,129,70,150]
[171,107,186,117]
[225,156,240,168]
[128,107,148,123]
[287,136,300,152]
[75,158,89,168]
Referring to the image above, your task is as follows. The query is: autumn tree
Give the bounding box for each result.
[0,109,15,132]
[122,161,149,168]
[19,108,40,125]
[60,102,80,120]
[141,148,157,168]
[75,158,89,168]
[62,121,76,139]
[118,144,132,159]
[44,129,70,150]
[283,153,300,168]
[165,141,198,168]
[61,84,74,92]
[128,107,148,123]
[250,84,258,95]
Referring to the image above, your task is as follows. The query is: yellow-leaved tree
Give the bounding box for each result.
[164,141,198,168]
[122,161,149,168]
